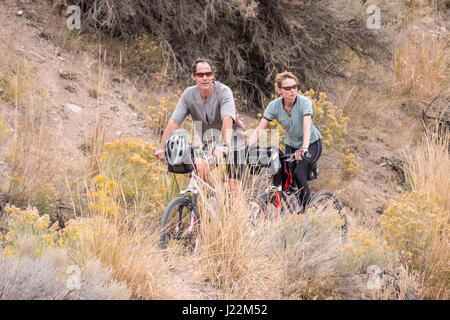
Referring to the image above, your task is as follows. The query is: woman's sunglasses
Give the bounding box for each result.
[281,85,298,91]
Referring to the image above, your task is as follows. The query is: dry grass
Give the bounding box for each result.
[88,48,108,99]
[396,125,449,299]
[4,92,65,219]
[195,171,282,299]
[266,206,348,299]
[402,0,449,24]
[392,33,449,115]
[62,168,179,299]
[0,35,65,213]
[403,124,449,210]
[66,214,172,299]
[0,36,36,107]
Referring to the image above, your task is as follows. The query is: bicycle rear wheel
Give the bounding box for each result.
[160,196,201,254]
[306,189,348,239]
[255,190,289,222]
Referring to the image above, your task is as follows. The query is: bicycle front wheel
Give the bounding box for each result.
[160,196,201,254]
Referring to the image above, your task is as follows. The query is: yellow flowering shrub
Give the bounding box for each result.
[339,228,387,272]
[33,182,59,216]
[340,148,360,179]
[99,136,168,212]
[381,190,449,270]
[88,175,121,217]
[2,205,78,257]
[122,33,164,80]
[302,89,349,150]
[145,91,182,136]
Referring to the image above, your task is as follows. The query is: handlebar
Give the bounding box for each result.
[280,152,310,163]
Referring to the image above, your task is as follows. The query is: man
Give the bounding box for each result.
[154,58,246,190]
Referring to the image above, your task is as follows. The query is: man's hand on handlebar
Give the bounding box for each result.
[154,149,165,161]
[212,142,230,159]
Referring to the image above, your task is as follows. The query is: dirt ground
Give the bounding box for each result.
[0,0,153,163]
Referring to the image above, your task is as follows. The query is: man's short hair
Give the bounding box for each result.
[191,58,215,74]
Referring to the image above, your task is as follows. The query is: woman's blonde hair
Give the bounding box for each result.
[275,71,299,90]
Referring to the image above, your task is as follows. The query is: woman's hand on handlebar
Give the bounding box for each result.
[294,147,308,160]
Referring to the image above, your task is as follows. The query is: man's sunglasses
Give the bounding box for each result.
[281,85,298,91]
[195,72,213,78]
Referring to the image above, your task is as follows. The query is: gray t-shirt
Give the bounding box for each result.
[171,81,239,145]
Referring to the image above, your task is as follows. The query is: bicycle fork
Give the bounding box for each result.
[177,194,201,254]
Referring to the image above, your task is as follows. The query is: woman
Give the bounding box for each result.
[248,71,322,210]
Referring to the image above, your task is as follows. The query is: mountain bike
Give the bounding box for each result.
[159,145,275,254]
[159,146,217,254]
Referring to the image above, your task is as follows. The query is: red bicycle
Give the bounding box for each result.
[246,147,348,240]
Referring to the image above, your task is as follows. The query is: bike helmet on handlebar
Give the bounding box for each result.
[164,129,191,166]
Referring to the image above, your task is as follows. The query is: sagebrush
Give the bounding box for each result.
[50,0,384,110]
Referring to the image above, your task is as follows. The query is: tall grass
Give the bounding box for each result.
[6,97,64,211]
[0,36,36,108]
[195,170,281,299]
[403,124,449,210]
[65,214,172,299]
[63,149,177,299]
[392,33,449,113]
[397,125,449,299]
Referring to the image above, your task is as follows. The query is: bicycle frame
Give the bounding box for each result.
[257,152,310,218]
[171,171,218,247]
[180,171,217,198]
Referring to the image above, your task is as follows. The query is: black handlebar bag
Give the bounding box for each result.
[246,146,281,176]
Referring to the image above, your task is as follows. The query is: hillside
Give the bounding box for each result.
[0,0,448,300]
